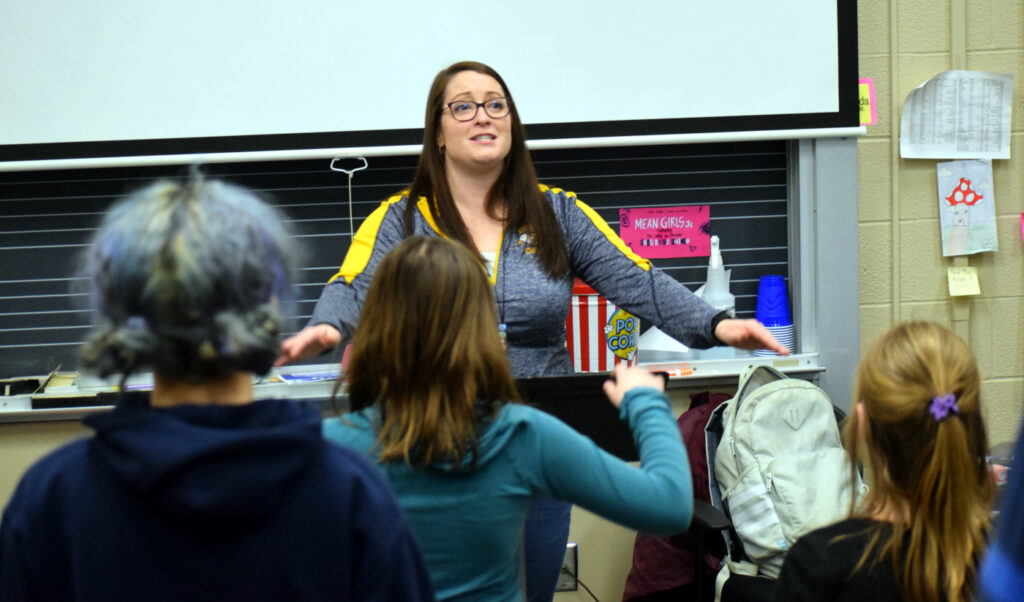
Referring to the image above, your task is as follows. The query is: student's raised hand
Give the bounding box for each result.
[714,318,790,355]
[602,364,666,409]
[275,324,343,366]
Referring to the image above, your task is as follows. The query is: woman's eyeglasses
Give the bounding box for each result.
[442,97,512,121]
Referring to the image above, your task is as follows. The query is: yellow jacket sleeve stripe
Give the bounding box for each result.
[539,184,651,272]
[328,194,444,285]
[328,194,405,284]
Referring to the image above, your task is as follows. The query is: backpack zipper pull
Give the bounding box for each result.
[730,436,736,458]
[766,472,773,492]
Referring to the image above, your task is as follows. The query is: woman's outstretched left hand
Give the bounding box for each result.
[714,318,791,355]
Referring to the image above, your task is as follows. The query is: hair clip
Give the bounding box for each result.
[929,393,959,422]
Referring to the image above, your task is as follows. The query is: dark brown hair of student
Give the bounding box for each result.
[345,236,520,468]
[404,60,569,278]
[843,320,993,602]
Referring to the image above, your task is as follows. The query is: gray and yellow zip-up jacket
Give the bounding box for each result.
[308,186,721,377]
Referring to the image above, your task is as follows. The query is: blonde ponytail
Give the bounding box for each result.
[843,321,993,602]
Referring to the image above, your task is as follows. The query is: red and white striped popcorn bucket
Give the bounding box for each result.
[565,279,639,372]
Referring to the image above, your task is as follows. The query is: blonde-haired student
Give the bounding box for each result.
[770,321,994,602]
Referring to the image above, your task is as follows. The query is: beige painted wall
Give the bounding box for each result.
[858,0,1024,447]
[0,421,90,506]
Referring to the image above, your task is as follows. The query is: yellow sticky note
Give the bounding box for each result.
[947,266,981,296]
[858,78,877,125]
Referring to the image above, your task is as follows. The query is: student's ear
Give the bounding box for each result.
[855,402,869,443]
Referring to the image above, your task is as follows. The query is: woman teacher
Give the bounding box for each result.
[278,61,788,601]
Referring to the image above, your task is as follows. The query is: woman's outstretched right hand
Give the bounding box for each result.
[275,324,342,366]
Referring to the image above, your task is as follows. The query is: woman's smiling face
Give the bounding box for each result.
[437,70,512,177]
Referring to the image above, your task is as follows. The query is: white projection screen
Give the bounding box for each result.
[0,0,859,169]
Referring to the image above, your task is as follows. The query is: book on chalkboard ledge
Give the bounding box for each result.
[32,390,124,410]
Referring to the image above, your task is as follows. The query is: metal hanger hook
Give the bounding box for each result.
[330,157,369,240]
[330,156,368,176]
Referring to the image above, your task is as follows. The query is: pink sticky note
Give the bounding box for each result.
[618,206,710,259]
[859,78,877,126]
[1020,213,1024,243]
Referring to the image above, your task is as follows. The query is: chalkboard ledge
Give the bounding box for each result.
[0,354,823,424]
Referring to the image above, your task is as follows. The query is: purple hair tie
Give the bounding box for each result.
[124,315,147,330]
[929,393,959,422]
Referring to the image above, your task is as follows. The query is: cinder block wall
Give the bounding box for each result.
[858,0,1024,446]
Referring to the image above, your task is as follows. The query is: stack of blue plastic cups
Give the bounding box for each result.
[753,275,794,356]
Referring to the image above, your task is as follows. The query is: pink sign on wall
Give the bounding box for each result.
[618,205,710,259]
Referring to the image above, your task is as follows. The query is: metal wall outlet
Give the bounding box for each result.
[555,542,578,592]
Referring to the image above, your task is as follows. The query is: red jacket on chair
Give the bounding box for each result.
[622,392,729,600]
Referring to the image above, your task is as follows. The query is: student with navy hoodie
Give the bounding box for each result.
[0,176,434,602]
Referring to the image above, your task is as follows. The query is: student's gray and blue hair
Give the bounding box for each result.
[78,175,299,382]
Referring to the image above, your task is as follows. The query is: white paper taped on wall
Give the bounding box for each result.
[900,70,1014,160]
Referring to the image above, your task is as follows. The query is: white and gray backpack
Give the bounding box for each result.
[707,364,865,580]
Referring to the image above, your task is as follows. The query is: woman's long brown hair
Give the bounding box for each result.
[844,321,993,602]
[405,60,569,278]
[345,236,520,468]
